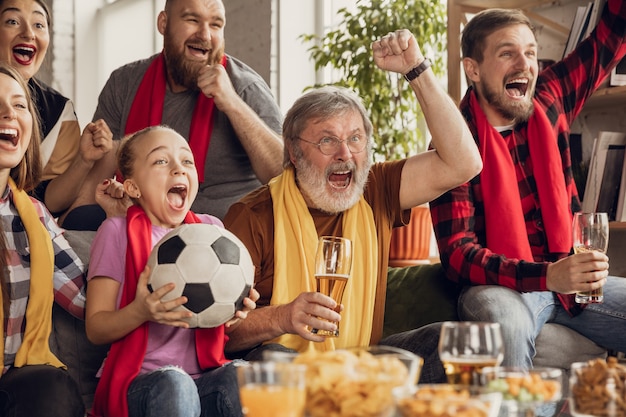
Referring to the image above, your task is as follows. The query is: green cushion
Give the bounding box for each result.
[383,263,460,338]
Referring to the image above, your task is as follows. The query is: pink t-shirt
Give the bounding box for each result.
[88,214,223,377]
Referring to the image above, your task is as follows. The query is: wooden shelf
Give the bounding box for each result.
[585,85,626,110]
[452,0,560,9]
[610,221,626,229]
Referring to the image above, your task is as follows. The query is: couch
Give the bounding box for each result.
[52,231,612,410]
[383,263,608,371]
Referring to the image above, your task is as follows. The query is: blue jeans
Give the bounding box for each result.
[127,362,243,417]
[379,321,447,383]
[458,276,626,368]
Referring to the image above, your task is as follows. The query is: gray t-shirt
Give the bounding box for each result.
[93,53,283,219]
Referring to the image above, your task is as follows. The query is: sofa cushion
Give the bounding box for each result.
[49,230,109,411]
[50,304,109,411]
[383,263,460,338]
[534,323,607,369]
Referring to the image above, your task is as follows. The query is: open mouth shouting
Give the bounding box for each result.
[0,129,19,147]
[328,170,353,190]
[167,184,188,209]
[13,44,36,66]
[505,77,529,99]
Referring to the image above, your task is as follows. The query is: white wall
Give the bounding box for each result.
[74,0,163,128]
[275,0,317,113]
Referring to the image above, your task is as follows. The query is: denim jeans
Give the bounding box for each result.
[379,321,447,383]
[127,362,243,417]
[0,365,84,417]
[458,276,626,368]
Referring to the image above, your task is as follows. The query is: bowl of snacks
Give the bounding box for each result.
[569,357,626,417]
[480,366,562,416]
[291,345,423,417]
[394,384,502,417]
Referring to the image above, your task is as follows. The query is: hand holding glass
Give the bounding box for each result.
[311,236,352,337]
[237,361,306,417]
[572,212,608,304]
[438,321,504,386]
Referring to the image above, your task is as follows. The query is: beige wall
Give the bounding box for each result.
[224,0,273,85]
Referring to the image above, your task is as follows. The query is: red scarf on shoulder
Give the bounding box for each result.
[469,90,572,258]
[91,206,229,417]
[468,90,576,310]
[124,52,227,183]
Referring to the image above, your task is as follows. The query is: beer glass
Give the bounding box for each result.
[572,212,609,303]
[311,236,352,337]
[438,321,504,385]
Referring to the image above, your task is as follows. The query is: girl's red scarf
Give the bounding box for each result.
[91,206,229,417]
[124,52,227,183]
[468,90,573,260]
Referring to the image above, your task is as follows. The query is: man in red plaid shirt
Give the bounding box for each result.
[430,0,626,368]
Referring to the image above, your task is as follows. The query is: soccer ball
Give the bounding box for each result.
[146,223,254,328]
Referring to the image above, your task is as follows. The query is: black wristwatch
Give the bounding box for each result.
[403,58,432,82]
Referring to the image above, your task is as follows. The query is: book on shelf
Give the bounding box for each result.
[615,147,626,221]
[562,2,593,58]
[610,56,626,87]
[582,0,606,41]
[581,131,626,215]
[596,144,625,221]
[562,0,607,59]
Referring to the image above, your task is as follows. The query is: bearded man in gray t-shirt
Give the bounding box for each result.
[60,0,283,230]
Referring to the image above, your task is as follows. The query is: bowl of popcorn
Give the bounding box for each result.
[569,357,626,417]
[480,366,562,416]
[291,345,423,417]
[394,384,502,417]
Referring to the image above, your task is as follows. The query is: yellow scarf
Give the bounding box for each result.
[268,167,377,352]
[0,178,63,370]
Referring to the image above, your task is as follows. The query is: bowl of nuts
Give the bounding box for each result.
[480,366,563,416]
[569,357,626,417]
[394,384,502,417]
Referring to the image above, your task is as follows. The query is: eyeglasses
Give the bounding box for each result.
[296,135,367,155]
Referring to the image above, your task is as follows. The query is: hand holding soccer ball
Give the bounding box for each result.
[146,223,255,328]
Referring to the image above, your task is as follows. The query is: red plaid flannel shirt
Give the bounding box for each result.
[430,0,626,315]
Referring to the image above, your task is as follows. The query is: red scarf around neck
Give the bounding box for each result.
[125,52,228,183]
[91,206,229,417]
[468,90,573,260]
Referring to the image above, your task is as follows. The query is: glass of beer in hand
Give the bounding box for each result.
[311,236,352,337]
[438,321,504,386]
[572,212,609,304]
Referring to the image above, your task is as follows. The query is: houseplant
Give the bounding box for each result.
[301,0,448,264]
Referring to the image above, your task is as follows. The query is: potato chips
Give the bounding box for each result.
[293,348,414,417]
[396,385,493,417]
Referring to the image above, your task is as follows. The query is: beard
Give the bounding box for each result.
[478,77,535,123]
[162,29,225,90]
[294,154,372,214]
